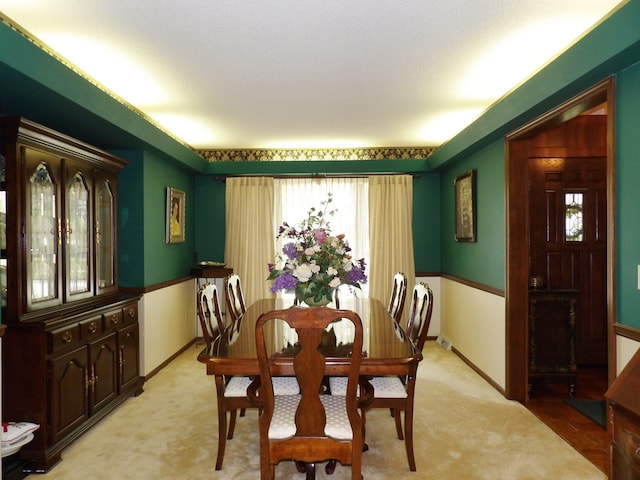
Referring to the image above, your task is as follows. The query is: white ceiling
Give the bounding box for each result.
[0,0,625,150]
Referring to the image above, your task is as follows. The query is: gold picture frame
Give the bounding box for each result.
[166,187,185,243]
[454,170,476,242]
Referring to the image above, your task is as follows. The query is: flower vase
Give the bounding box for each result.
[296,290,333,307]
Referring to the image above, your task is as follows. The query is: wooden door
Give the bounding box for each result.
[529,156,607,365]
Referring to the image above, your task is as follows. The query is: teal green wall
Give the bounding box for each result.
[412,174,441,273]
[440,141,505,290]
[117,150,195,286]
[616,61,640,328]
[194,175,227,263]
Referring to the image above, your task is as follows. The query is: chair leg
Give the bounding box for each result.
[215,409,227,470]
[240,408,247,417]
[305,462,316,480]
[392,409,404,440]
[215,375,228,470]
[227,409,238,439]
[404,407,416,471]
[325,460,337,474]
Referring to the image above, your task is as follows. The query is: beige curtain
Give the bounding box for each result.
[225,177,274,306]
[368,175,415,328]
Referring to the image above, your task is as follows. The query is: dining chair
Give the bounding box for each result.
[225,273,247,322]
[197,283,299,470]
[387,272,408,325]
[248,306,371,480]
[330,282,433,471]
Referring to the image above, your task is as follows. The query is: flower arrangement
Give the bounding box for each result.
[267,194,367,306]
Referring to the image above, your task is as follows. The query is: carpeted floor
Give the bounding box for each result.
[26,342,606,480]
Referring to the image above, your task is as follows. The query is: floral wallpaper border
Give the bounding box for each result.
[197,146,437,162]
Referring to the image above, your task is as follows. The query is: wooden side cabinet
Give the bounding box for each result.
[606,348,640,479]
[528,289,578,395]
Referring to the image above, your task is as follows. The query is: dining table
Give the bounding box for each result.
[197,296,421,380]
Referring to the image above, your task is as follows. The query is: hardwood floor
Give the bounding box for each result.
[526,366,609,474]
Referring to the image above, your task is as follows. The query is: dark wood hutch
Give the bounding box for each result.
[1,117,143,473]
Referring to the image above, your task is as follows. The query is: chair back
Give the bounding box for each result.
[254,306,365,475]
[405,282,434,352]
[387,272,408,324]
[197,283,225,345]
[225,274,246,322]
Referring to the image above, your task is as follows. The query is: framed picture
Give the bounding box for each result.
[454,170,476,242]
[166,187,185,243]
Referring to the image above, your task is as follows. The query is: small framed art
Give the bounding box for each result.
[166,187,185,243]
[454,170,476,242]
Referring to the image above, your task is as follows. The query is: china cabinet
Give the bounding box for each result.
[0,117,143,473]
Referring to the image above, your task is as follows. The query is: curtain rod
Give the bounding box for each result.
[213,173,421,182]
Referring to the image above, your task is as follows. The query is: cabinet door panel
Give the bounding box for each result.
[64,159,94,301]
[90,333,118,414]
[24,148,63,311]
[118,323,140,393]
[49,346,89,444]
[95,171,118,295]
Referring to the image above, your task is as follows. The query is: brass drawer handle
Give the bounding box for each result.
[127,308,135,318]
[88,321,97,333]
[110,315,119,325]
[61,330,73,343]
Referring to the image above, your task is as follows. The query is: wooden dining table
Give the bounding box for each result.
[197,296,422,473]
[197,296,422,378]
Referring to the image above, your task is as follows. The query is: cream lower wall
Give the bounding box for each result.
[439,278,506,389]
[415,276,441,338]
[616,335,640,375]
[138,279,197,376]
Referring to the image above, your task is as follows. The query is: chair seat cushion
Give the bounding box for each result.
[224,376,253,397]
[269,395,352,440]
[329,376,407,398]
[370,376,408,398]
[272,376,301,395]
[224,376,300,397]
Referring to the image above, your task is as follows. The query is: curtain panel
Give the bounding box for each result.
[368,175,416,328]
[224,177,275,305]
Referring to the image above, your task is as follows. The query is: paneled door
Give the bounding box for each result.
[529,156,607,365]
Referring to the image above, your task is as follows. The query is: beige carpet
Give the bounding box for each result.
[27,342,606,480]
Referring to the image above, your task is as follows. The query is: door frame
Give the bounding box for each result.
[504,77,616,401]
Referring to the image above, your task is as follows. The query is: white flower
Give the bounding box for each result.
[329,277,341,288]
[293,263,313,282]
[310,263,321,274]
[327,266,338,276]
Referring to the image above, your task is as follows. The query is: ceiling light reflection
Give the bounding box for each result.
[40,34,168,107]
[419,109,484,145]
[149,113,218,147]
[458,17,593,101]
[264,139,370,150]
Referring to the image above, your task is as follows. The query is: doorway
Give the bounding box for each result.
[504,77,615,402]
[504,78,614,472]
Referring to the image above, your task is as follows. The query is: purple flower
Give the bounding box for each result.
[270,272,298,293]
[313,228,328,244]
[282,242,299,260]
[346,263,367,284]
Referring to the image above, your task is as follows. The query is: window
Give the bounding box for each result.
[564,192,584,242]
[274,177,369,297]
